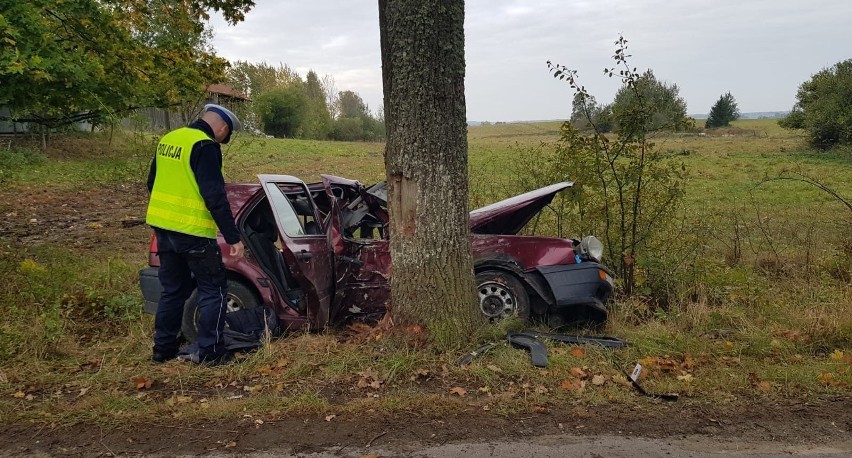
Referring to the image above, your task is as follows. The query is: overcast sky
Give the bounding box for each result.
[209,0,851,122]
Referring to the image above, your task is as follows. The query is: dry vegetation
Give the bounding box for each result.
[0,119,850,428]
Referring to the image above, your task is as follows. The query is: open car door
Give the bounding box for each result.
[258,174,334,328]
[321,175,391,325]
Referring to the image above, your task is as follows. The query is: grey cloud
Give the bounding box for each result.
[211,0,851,121]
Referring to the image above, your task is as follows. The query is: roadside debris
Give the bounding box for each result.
[624,363,679,401]
[506,332,630,368]
[457,342,500,366]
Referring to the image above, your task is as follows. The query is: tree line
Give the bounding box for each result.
[227,61,384,141]
[567,56,852,151]
[568,70,740,134]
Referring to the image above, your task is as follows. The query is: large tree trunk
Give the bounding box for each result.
[378,0,478,350]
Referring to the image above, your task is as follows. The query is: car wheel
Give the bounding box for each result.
[181,279,260,343]
[475,271,530,321]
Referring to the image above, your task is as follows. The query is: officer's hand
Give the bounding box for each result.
[229,241,245,258]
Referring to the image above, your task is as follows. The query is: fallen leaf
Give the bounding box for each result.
[534,385,549,394]
[486,365,503,373]
[89,223,103,229]
[243,385,263,394]
[724,341,734,350]
[160,366,180,376]
[569,347,586,358]
[560,379,585,392]
[477,386,490,393]
[77,388,89,398]
[681,355,695,370]
[133,376,153,390]
[25,394,34,401]
[818,372,845,387]
[676,373,694,383]
[829,349,845,361]
[12,391,25,399]
[532,405,547,413]
[224,441,237,448]
[570,367,587,379]
[747,372,761,387]
[758,381,773,392]
[325,414,336,422]
[591,375,606,386]
[406,324,425,334]
[449,386,467,397]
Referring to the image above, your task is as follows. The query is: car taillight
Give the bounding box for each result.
[148,233,160,267]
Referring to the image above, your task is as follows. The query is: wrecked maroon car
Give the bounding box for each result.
[139,174,613,337]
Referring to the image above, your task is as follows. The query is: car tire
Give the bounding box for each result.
[180,279,260,343]
[475,270,530,321]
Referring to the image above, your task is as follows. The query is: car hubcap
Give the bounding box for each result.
[478,281,517,318]
[226,294,244,313]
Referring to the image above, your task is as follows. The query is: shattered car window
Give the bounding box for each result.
[264,182,306,237]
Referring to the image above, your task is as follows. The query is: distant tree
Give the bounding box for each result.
[330,90,384,141]
[329,117,364,141]
[705,92,740,128]
[300,70,333,139]
[570,93,613,132]
[321,74,340,118]
[337,91,370,118]
[778,59,852,149]
[254,86,306,138]
[612,69,689,136]
[226,61,300,97]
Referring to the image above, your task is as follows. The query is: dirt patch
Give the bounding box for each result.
[0,182,150,253]
[1,397,849,456]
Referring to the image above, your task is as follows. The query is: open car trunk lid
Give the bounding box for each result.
[469,182,573,235]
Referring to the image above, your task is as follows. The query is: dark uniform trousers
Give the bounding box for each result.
[153,228,228,359]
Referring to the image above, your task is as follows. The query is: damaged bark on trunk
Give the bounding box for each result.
[378,0,478,350]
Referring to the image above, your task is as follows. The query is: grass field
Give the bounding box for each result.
[0,119,850,426]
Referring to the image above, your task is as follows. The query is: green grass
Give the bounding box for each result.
[0,120,850,425]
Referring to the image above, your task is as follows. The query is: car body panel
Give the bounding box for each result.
[469,182,573,234]
[259,174,334,328]
[140,175,612,330]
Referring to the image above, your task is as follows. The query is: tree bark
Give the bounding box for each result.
[378,0,478,350]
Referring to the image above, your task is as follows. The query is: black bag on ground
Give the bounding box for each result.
[223,305,282,351]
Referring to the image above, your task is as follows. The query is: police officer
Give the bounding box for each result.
[146,104,244,365]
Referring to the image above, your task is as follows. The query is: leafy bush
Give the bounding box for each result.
[611,69,690,135]
[779,59,852,149]
[545,36,689,296]
[0,147,47,184]
[255,86,307,138]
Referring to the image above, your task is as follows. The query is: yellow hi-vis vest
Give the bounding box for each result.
[146,127,221,239]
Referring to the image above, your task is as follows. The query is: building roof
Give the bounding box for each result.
[206,84,249,101]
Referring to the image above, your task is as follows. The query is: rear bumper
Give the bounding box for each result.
[139,267,161,314]
[536,262,613,318]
